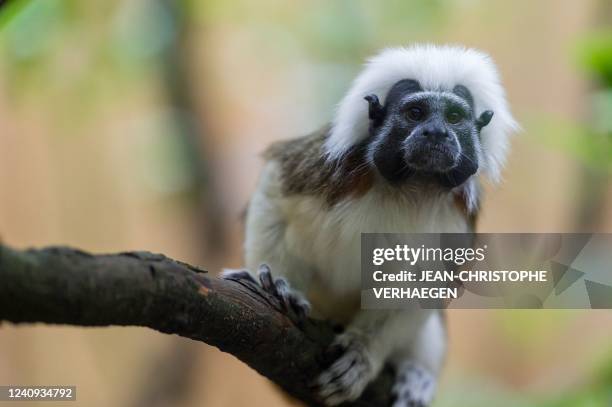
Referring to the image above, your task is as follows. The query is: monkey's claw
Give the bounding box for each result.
[314,334,374,405]
[391,362,436,407]
[257,264,311,320]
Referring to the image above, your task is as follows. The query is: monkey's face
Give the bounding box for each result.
[365,79,493,188]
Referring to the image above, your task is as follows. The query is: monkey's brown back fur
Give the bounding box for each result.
[264,125,374,206]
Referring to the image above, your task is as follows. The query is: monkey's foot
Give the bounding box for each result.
[314,333,375,406]
[221,265,311,321]
[391,362,436,407]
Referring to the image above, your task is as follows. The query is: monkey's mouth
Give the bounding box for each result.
[403,142,459,173]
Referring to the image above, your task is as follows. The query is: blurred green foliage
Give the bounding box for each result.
[0,0,196,197]
[530,119,612,172]
[579,30,612,87]
[576,31,612,166]
[530,30,612,173]
[194,0,447,58]
[541,354,612,407]
[0,0,177,103]
[579,31,612,171]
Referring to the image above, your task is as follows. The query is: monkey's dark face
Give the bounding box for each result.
[365,79,493,188]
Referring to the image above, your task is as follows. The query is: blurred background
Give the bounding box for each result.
[0,0,611,406]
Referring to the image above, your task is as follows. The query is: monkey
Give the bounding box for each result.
[223,44,518,406]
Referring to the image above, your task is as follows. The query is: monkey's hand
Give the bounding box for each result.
[314,332,378,406]
[221,264,311,321]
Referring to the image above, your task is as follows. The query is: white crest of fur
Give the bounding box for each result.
[325,44,519,183]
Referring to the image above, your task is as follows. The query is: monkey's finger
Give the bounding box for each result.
[318,369,358,405]
[272,278,311,320]
[316,374,342,399]
[257,264,279,296]
[325,380,361,406]
[287,289,310,319]
[316,355,357,398]
[274,277,291,309]
[220,269,257,285]
[289,294,311,321]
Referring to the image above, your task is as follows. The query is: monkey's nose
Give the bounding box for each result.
[422,125,449,140]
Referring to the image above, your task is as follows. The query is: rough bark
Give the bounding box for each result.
[0,244,394,406]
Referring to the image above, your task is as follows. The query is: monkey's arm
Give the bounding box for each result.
[244,161,316,292]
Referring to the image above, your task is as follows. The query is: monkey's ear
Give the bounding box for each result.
[476,110,494,131]
[364,94,385,125]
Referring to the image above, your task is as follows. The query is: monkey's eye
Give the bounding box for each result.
[406,106,425,121]
[446,109,464,124]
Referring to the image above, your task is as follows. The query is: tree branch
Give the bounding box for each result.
[0,244,393,406]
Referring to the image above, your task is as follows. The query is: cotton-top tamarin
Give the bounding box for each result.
[223,44,518,406]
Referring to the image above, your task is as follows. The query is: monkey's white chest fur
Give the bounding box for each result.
[285,184,467,292]
[244,162,469,322]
